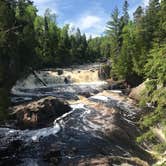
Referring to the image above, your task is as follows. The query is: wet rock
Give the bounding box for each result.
[61,155,149,166]
[78,91,91,98]
[10,96,71,129]
[105,123,130,145]
[43,146,62,165]
[56,69,63,75]
[0,139,23,166]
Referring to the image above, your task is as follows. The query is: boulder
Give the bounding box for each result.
[43,144,62,165]
[78,91,91,98]
[56,69,63,75]
[105,124,131,145]
[10,96,71,129]
[129,82,146,101]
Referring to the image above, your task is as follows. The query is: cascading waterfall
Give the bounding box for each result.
[12,65,103,90]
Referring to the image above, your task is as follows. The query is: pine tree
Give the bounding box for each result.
[0,0,17,119]
[144,0,160,47]
[123,0,129,25]
[106,7,122,59]
[158,0,166,44]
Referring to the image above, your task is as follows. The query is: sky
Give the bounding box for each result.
[33,0,149,38]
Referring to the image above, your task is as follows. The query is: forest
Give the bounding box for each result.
[0,0,166,164]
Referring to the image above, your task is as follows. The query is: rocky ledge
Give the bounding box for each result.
[10,96,71,129]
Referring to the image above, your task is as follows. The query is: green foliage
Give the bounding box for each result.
[115,22,135,79]
[141,45,166,124]
[106,0,166,86]
[153,143,166,153]
[106,7,123,59]
[122,0,129,25]
[138,44,166,153]
[136,130,157,144]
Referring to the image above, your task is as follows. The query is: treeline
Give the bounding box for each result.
[0,0,109,119]
[0,0,110,82]
[106,0,166,154]
[0,0,109,79]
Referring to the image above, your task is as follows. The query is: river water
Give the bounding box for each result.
[0,64,151,166]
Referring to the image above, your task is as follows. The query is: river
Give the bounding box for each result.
[0,64,151,166]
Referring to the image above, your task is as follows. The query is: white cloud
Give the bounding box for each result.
[142,0,149,7]
[33,0,59,15]
[33,0,108,37]
[85,33,100,39]
[66,14,106,38]
[74,15,101,31]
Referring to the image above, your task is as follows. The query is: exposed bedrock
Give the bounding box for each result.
[10,96,71,129]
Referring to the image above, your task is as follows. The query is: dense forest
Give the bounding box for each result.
[0,0,166,158]
[105,0,166,154]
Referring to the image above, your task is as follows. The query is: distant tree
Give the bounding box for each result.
[100,36,111,58]
[57,25,71,66]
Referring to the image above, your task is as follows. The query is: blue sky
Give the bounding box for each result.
[33,0,149,37]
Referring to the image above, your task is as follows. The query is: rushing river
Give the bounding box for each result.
[0,64,151,166]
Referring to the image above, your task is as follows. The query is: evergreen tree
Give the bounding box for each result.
[57,25,71,66]
[123,0,129,25]
[16,0,37,71]
[144,0,160,47]
[157,0,166,44]
[0,0,18,119]
[106,7,121,58]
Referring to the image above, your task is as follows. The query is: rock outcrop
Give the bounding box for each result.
[129,82,146,101]
[61,156,150,166]
[10,96,71,129]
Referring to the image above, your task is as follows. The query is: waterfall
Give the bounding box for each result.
[12,68,101,90]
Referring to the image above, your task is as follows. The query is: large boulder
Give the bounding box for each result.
[129,82,146,101]
[10,96,71,129]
